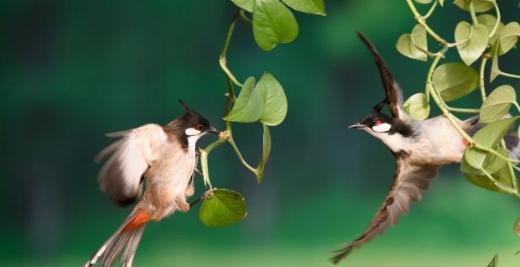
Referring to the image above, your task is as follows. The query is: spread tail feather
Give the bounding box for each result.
[85,211,149,267]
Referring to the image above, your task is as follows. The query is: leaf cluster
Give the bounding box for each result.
[402,0,520,199]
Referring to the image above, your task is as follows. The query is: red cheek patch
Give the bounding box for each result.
[374,119,384,126]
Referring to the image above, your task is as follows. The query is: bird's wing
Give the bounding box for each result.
[95,124,168,206]
[357,32,407,119]
[331,153,438,264]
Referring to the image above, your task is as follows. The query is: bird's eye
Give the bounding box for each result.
[195,124,204,131]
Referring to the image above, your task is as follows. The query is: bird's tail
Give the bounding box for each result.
[85,210,151,267]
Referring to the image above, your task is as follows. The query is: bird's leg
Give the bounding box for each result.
[175,196,190,212]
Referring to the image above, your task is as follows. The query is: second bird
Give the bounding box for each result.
[331,33,519,264]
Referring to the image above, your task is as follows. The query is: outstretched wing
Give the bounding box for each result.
[357,32,407,119]
[95,124,168,206]
[331,152,438,264]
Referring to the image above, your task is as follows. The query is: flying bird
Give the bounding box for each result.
[85,100,219,267]
[331,33,486,264]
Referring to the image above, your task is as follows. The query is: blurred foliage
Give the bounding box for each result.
[1,0,520,266]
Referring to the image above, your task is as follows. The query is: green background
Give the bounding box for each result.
[2,1,520,266]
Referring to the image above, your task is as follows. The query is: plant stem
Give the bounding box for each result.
[200,10,242,188]
[423,0,438,20]
[479,57,488,102]
[469,1,478,25]
[425,47,518,164]
[219,12,243,87]
[200,9,261,187]
[445,106,480,114]
[499,71,520,79]
[489,1,501,38]
[406,0,449,45]
[227,136,257,174]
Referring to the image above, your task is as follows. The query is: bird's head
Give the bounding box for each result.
[176,99,220,139]
[349,101,414,148]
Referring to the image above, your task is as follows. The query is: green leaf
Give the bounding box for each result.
[463,145,508,175]
[231,0,254,12]
[477,14,504,45]
[490,54,500,82]
[461,144,514,194]
[199,189,247,227]
[255,124,271,183]
[461,117,518,185]
[487,255,498,267]
[455,21,489,65]
[224,77,265,123]
[480,85,517,123]
[281,0,325,16]
[514,217,520,237]
[403,93,430,120]
[396,24,428,62]
[432,63,479,102]
[414,0,433,4]
[498,22,520,55]
[253,0,299,51]
[256,72,288,126]
[439,0,445,6]
[462,159,513,193]
[454,0,495,12]
[473,117,518,148]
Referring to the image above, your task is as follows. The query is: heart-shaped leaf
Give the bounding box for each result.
[455,21,489,65]
[281,0,325,16]
[477,14,504,45]
[256,72,288,126]
[498,22,520,55]
[432,63,479,102]
[231,0,254,12]
[403,93,430,120]
[199,189,247,227]
[224,77,266,123]
[255,124,271,183]
[474,117,518,148]
[464,145,508,175]
[253,0,299,51]
[462,117,518,178]
[454,0,495,13]
[396,24,428,62]
[480,85,517,123]
[462,160,514,193]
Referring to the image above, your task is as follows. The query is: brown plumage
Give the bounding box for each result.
[86,100,218,267]
[331,152,438,264]
[333,34,482,264]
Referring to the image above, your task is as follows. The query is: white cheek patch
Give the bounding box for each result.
[185,128,201,136]
[372,122,392,133]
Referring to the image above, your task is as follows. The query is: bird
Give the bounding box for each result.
[330,33,486,264]
[85,99,219,267]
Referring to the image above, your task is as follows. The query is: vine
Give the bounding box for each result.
[399,0,520,263]
[194,0,325,227]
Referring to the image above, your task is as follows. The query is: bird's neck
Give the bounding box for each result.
[186,134,205,154]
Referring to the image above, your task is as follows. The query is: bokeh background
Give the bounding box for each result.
[2,1,520,266]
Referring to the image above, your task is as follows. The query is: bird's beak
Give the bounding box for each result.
[348,123,365,129]
[207,126,220,135]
